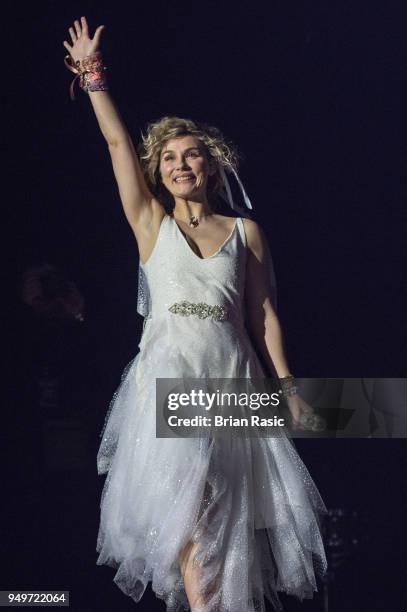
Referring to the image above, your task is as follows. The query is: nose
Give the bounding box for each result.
[176,156,191,170]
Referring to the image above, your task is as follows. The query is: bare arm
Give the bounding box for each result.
[63,17,164,241]
[243,219,292,379]
[243,220,327,429]
[88,90,154,228]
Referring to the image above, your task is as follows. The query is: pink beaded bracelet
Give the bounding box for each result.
[64,51,108,101]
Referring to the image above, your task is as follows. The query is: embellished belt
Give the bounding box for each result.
[168,300,228,321]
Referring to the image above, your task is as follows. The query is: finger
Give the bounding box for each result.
[63,40,72,52]
[74,19,82,38]
[80,16,89,36]
[93,25,105,46]
[69,26,77,44]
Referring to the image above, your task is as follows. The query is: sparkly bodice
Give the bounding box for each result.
[140,214,247,327]
[136,214,265,379]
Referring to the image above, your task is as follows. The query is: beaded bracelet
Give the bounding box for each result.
[64,51,108,101]
[279,374,298,398]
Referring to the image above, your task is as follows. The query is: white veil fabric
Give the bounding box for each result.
[136,166,278,319]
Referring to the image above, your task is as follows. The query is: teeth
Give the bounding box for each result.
[175,176,194,182]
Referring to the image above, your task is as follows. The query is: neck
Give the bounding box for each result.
[172,197,212,223]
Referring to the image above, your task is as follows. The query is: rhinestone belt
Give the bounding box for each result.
[168,300,228,321]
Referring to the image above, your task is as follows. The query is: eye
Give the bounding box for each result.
[187,151,199,158]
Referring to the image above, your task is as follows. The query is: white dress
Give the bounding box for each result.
[96,214,328,612]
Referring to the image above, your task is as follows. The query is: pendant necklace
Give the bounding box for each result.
[189,213,211,228]
[189,215,200,228]
[171,211,211,228]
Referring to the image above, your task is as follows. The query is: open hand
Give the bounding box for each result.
[63,16,105,63]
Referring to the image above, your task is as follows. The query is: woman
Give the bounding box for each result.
[63,16,328,612]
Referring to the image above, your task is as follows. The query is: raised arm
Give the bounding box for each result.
[63,17,165,259]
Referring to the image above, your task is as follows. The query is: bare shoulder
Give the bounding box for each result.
[241,218,267,254]
[241,217,261,237]
[211,213,240,231]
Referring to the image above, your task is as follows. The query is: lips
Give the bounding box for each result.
[173,174,195,183]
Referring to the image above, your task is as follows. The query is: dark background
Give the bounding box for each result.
[4,1,407,611]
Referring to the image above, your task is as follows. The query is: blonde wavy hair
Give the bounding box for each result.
[137,116,242,210]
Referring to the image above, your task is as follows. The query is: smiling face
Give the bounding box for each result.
[158,135,216,202]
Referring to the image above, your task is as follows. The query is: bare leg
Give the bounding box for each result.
[178,539,207,611]
[178,481,222,611]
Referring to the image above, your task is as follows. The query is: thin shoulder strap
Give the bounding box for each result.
[236,217,246,246]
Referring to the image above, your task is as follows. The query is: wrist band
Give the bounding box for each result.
[279,375,298,398]
[64,51,108,101]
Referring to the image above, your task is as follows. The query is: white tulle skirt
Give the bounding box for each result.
[96,318,328,611]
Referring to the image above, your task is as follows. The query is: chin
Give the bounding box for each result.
[174,187,197,196]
